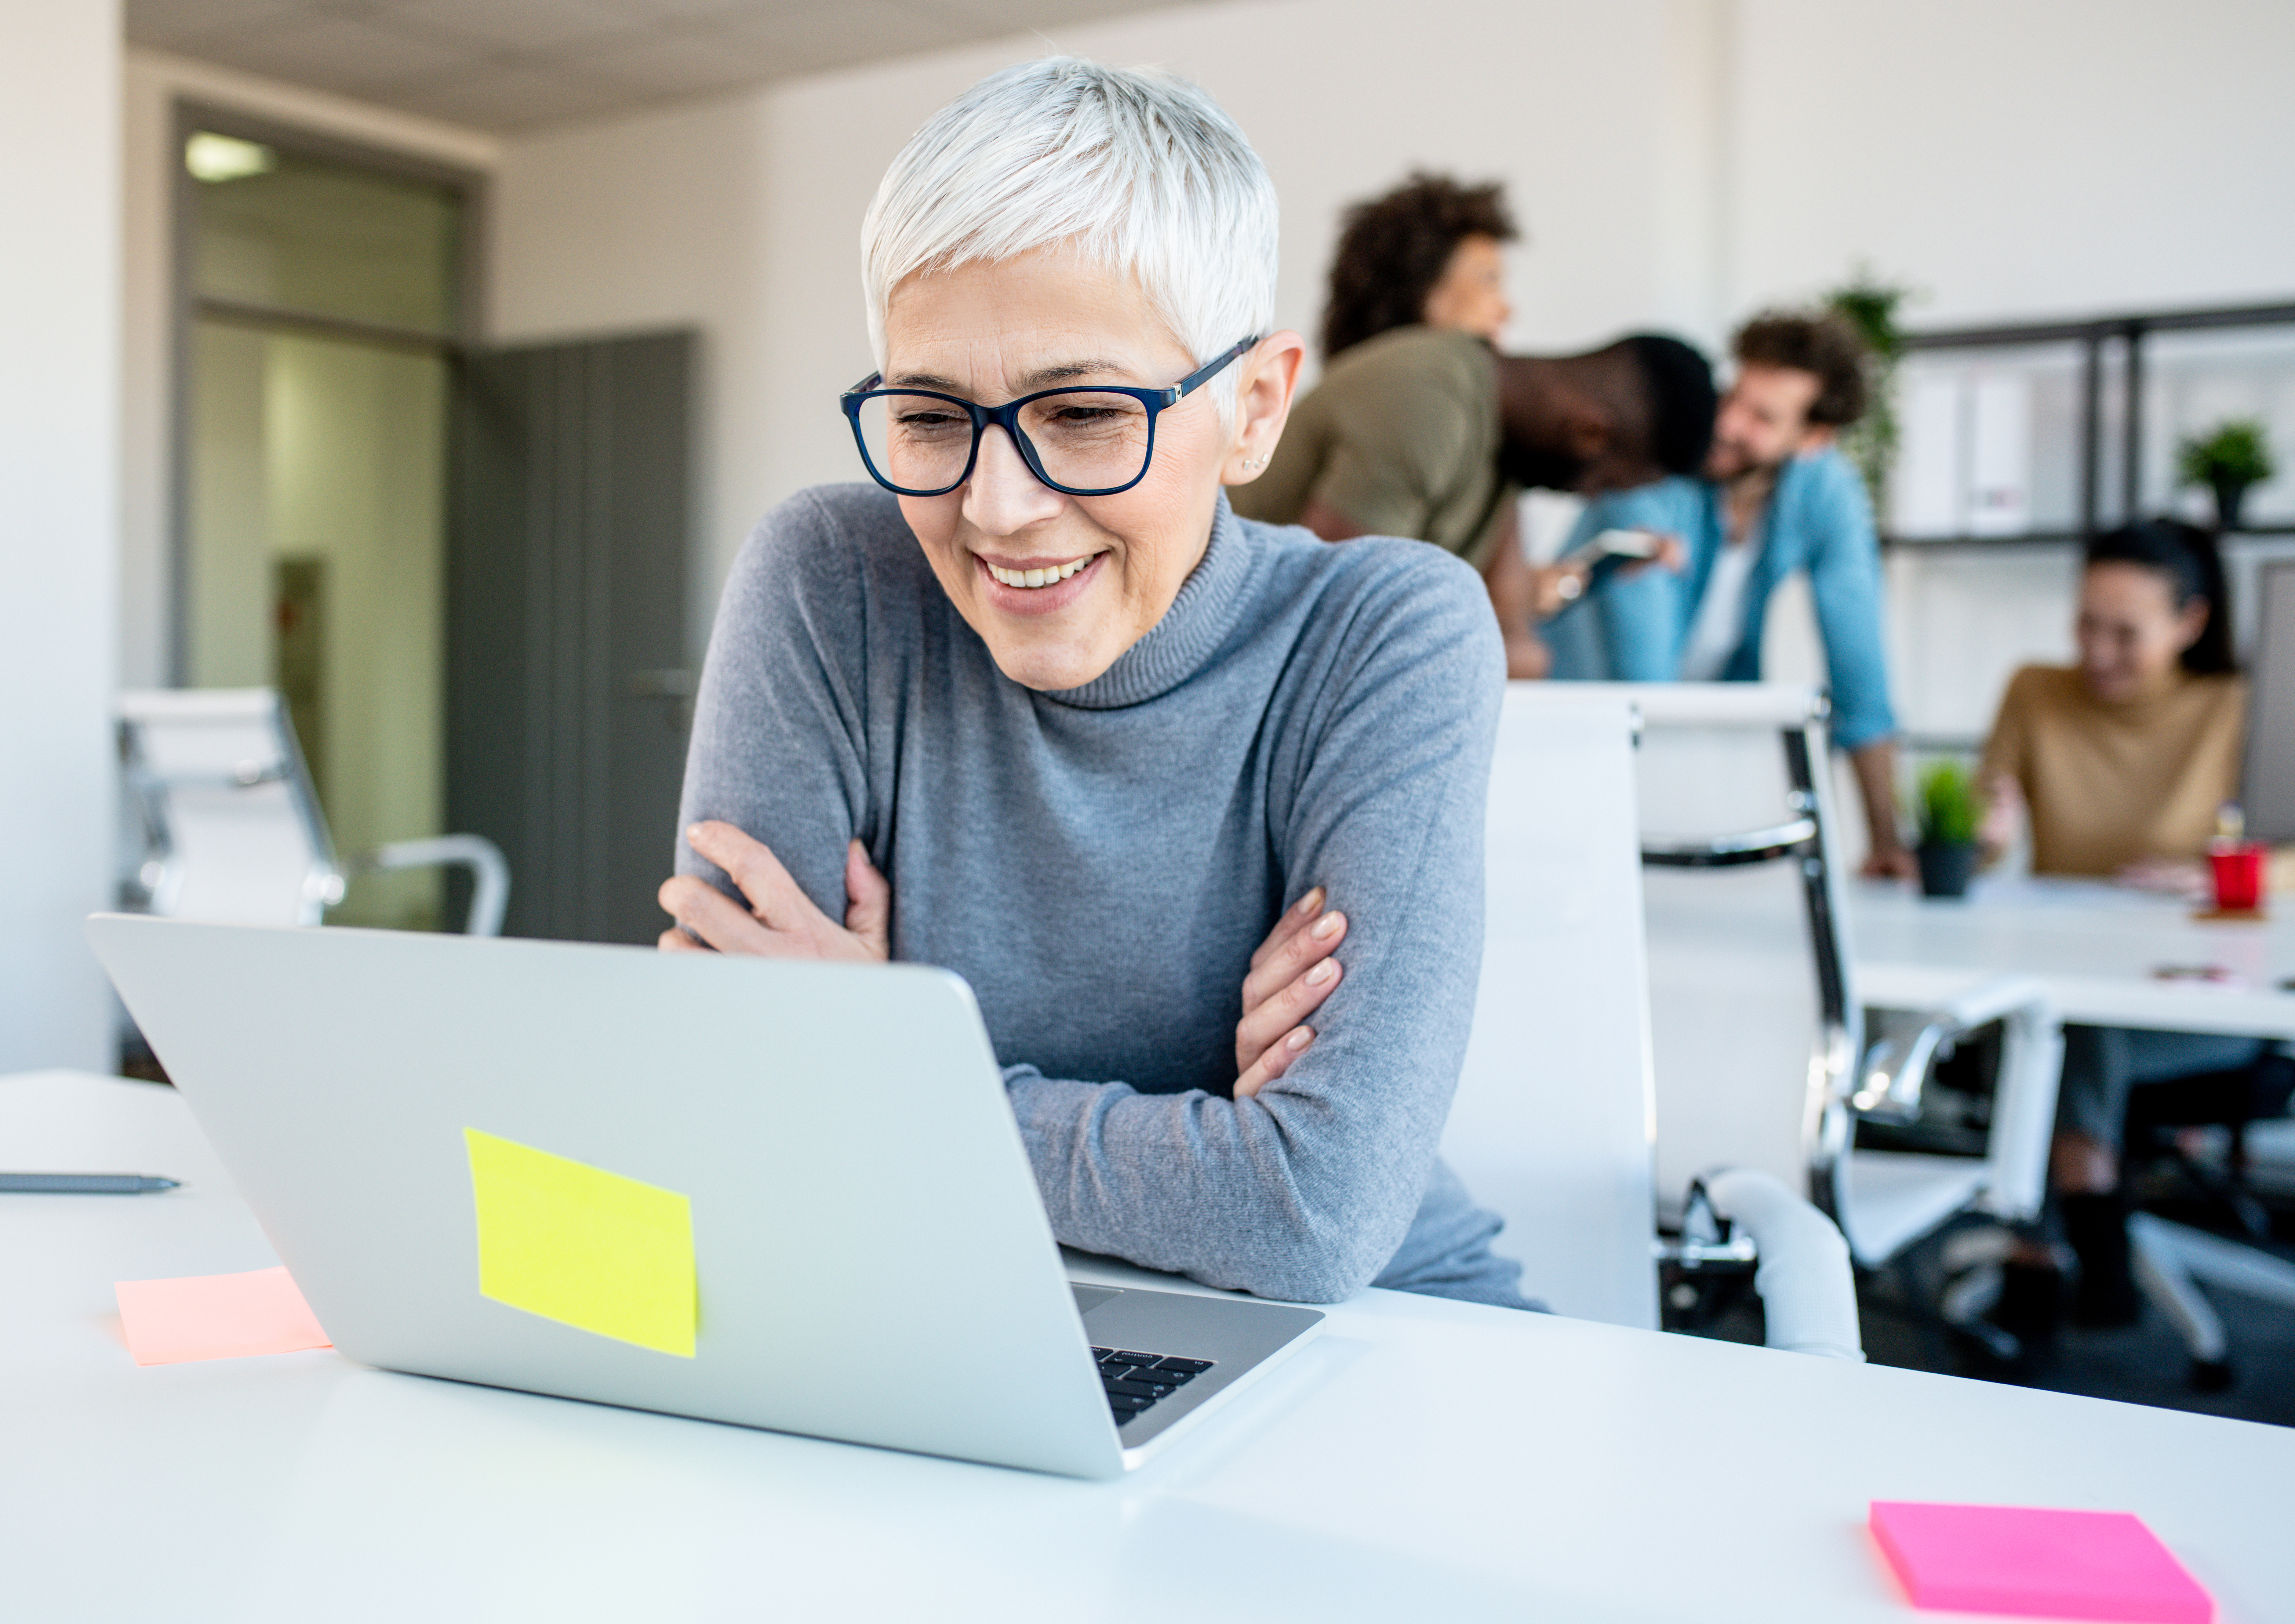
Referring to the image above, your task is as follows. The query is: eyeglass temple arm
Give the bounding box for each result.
[845,338,1257,408]
[1172,336,1261,399]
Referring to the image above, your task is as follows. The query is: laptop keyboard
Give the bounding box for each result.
[1091,1347,1214,1428]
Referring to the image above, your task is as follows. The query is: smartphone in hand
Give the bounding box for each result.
[1582,528,1662,561]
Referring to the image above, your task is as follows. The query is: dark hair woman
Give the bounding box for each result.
[2081,517,2239,677]
[1320,173,1517,360]
[1978,518,2286,1324]
[1980,519,2242,879]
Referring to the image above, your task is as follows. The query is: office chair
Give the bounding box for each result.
[2084,561,2295,1384]
[1563,684,2061,1278]
[117,688,509,935]
[1442,685,1861,1357]
[2116,1048,2295,1387]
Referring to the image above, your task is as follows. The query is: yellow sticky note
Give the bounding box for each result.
[464,1128,697,1358]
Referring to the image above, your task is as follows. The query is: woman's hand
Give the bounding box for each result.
[2115,855,2208,899]
[1977,771,2023,859]
[1518,534,1687,624]
[1526,561,1587,622]
[657,821,890,961]
[1233,888,1348,1099]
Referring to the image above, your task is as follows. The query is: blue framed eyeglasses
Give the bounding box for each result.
[839,335,1260,499]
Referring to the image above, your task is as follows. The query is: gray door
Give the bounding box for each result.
[447,331,693,944]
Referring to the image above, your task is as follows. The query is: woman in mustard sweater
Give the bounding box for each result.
[1980,520,2291,1324]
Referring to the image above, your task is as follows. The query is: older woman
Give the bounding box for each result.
[655,59,1524,1309]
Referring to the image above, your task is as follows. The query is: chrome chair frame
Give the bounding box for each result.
[1615,683,2059,1269]
[118,688,510,936]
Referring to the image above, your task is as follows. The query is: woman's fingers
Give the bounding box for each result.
[843,841,892,958]
[1247,887,1323,971]
[1234,952,1343,1077]
[1240,906,1346,1013]
[1977,772,2021,851]
[657,874,784,955]
[687,820,824,932]
[656,924,706,953]
[1235,1025,1315,1100]
[663,827,897,964]
[1236,902,1347,1074]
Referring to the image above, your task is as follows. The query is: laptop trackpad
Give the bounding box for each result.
[1070,1284,1122,1315]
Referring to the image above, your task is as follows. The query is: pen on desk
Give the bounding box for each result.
[0,1172,180,1194]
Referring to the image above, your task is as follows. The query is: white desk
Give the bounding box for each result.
[7,1070,2294,1623]
[1852,877,2295,1040]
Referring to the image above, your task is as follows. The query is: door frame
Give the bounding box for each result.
[167,100,489,686]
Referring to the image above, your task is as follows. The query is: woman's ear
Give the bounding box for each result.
[1563,403,1613,459]
[2171,595,2210,655]
[1224,331,1307,485]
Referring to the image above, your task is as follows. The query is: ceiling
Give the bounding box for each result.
[127,0,1188,133]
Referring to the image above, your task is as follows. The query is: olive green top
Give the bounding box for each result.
[1232,326,1515,571]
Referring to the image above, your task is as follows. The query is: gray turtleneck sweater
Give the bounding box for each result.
[675,484,1525,1307]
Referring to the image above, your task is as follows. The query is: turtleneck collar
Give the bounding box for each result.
[1045,494,1255,710]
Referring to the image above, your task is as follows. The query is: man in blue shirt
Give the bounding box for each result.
[1552,311,1913,878]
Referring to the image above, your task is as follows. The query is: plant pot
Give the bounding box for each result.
[2210,473,2252,532]
[1917,840,1978,899]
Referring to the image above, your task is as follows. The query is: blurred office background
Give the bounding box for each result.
[7,0,2294,1064]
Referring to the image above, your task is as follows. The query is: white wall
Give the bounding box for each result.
[1,0,121,1070]
[1729,0,2295,323]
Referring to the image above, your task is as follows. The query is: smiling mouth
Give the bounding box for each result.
[983,557,1095,589]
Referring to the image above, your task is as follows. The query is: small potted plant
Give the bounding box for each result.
[1915,762,1981,899]
[2176,418,2276,532]
[1825,266,1918,517]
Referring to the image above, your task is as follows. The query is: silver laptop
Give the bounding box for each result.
[86,915,1322,1479]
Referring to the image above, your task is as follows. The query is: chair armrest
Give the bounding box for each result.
[358,835,511,937]
[1699,1168,1864,1360]
[1854,975,2052,1124]
[1640,817,1818,868]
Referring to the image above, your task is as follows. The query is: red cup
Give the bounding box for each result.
[2210,841,2266,912]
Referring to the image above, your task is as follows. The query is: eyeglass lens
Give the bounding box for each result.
[856,389,1153,494]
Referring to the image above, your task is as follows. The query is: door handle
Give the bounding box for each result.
[627,669,693,699]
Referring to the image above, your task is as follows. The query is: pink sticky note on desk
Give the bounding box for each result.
[114,1266,333,1366]
[1871,1501,2212,1622]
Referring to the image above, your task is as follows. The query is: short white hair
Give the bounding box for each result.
[862,57,1278,423]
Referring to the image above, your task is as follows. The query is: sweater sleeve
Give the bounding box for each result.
[1004,549,1504,1303]
[673,489,878,920]
[1799,454,1898,751]
[1577,478,1703,682]
[1978,667,2039,799]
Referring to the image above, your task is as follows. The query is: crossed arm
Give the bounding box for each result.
[667,502,1499,1301]
[660,821,1352,1099]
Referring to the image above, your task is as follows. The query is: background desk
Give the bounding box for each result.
[7,1069,2295,1622]
[1853,877,2295,1040]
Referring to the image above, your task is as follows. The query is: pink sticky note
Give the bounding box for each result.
[1871,1501,2213,1622]
[114,1266,333,1366]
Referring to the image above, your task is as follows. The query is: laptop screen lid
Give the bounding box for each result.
[86,915,1125,1479]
